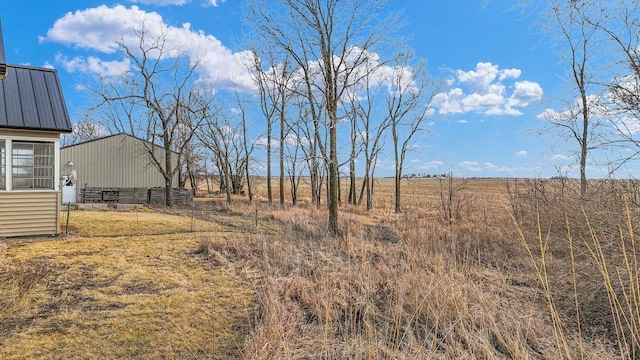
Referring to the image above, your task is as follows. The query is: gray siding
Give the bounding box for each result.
[60,134,179,191]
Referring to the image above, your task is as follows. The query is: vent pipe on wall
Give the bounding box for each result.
[0,17,6,80]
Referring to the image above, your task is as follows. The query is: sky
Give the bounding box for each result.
[0,0,618,178]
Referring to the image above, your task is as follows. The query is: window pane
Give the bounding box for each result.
[12,141,54,190]
[13,167,34,177]
[12,178,32,189]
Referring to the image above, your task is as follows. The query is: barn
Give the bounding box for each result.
[0,67,73,237]
[60,133,181,204]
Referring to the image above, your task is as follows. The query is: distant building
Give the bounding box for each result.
[60,133,179,202]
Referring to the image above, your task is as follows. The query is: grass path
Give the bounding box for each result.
[0,210,256,359]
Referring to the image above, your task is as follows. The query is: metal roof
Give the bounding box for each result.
[61,133,179,155]
[0,64,72,133]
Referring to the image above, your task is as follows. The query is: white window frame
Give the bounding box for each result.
[0,135,60,192]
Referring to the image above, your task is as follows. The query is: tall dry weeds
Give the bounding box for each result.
[196,184,615,358]
[509,178,640,359]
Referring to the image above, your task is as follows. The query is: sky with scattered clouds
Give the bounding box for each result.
[2,0,630,178]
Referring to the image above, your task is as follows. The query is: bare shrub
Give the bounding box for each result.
[438,175,470,225]
[510,177,640,358]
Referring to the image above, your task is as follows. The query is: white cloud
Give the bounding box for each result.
[417,160,444,170]
[458,161,482,172]
[550,154,572,161]
[129,0,189,5]
[614,116,640,136]
[56,54,131,77]
[516,150,527,157]
[499,68,521,81]
[254,134,310,148]
[509,81,543,107]
[484,162,516,173]
[538,95,607,121]
[433,62,542,116]
[127,0,226,6]
[457,119,468,124]
[42,5,253,91]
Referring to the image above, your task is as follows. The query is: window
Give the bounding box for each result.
[12,141,54,189]
[0,140,5,190]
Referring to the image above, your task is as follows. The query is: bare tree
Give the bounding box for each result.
[90,23,209,206]
[245,0,399,234]
[593,0,640,168]
[249,51,277,205]
[231,89,257,204]
[345,60,392,210]
[197,99,251,204]
[283,130,306,206]
[540,0,608,198]
[61,119,109,146]
[175,115,205,191]
[386,51,439,213]
[249,51,294,207]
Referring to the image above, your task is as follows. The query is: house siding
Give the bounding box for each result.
[0,191,59,237]
[0,130,62,237]
[60,134,179,191]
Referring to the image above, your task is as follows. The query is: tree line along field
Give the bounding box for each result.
[2,177,640,358]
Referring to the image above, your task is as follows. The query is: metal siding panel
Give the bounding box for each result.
[60,134,179,193]
[44,71,72,132]
[0,80,7,126]
[4,67,23,127]
[32,70,55,130]
[17,69,39,128]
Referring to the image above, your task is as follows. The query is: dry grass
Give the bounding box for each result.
[2,177,638,359]
[60,207,224,237]
[0,211,256,359]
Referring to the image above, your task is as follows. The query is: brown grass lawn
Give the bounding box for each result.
[1,177,638,359]
[1,210,256,359]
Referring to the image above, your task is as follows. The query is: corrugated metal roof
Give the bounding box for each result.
[0,64,72,133]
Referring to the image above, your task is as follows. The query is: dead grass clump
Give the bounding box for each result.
[0,257,54,318]
[509,178,640,358]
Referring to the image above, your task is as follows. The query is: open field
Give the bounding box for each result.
[2,177,640,358]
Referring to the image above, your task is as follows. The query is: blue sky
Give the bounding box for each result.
[0,0,608,178]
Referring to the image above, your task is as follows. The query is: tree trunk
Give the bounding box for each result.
[348,117,356,205]
[580,93,589,199]
[165,145,174,207]
[329,117,339,234]
[279,94,285,207]
[267,121,272,205]
[395,172,401,213]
